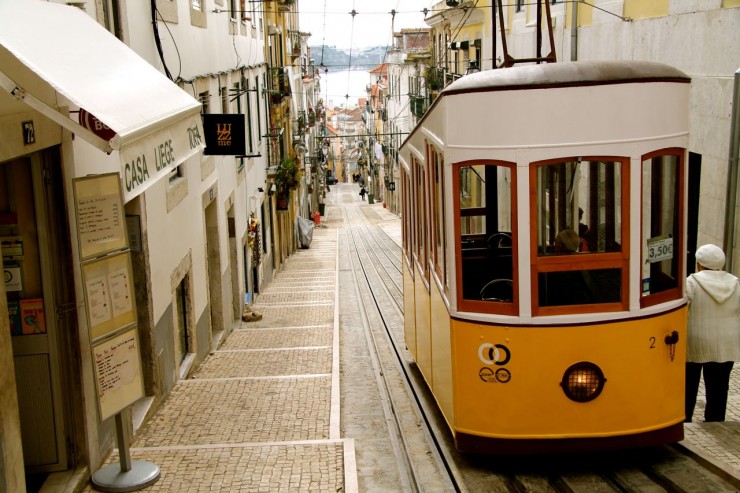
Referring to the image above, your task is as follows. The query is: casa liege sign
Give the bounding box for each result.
[119,115,204,202]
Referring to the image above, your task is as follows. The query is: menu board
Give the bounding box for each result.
[93,328,144,421]
[75,173,145,424]
[73,173,128,261]
[82,251,136,341]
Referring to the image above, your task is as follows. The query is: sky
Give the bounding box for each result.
[298,0,434,49]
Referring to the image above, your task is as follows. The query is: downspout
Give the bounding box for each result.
[723,68,740,272]
[570,0,578,61]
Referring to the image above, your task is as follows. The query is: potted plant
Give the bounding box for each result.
[425,67,442,91]
[275,156,300,196]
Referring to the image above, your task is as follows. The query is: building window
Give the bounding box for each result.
[168,165,185,183]
[102,0,123,40]
[199,90,210,115]
[234,81,245,171]
[220,86,228,113]
[175,278,190,364]
[192,0,202,10]
[516,0,524,12]
[255,76,262,143]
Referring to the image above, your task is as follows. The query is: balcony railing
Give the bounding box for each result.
[269,67,290,103]
[410,95,430,118]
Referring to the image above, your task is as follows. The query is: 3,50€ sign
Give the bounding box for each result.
[647,236,673,263]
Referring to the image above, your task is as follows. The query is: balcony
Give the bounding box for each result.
[409,95,430,118]
[269,67,290,103]
[277,0,295,11]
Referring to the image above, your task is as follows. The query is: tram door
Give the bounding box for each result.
[2,151,71,472]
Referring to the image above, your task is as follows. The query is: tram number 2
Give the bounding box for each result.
[649,337,656,349]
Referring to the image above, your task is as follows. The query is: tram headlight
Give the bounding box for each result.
[560,362,606,403]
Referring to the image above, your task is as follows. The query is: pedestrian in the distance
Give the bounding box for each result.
[359,187,366,201]
[685,244,740,422]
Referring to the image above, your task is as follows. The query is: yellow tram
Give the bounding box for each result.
[399,61,690,453]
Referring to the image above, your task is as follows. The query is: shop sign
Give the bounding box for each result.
[119,114,204,202]
[79,108,116,141]
[203,114,246,155]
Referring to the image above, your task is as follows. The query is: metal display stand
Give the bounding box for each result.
[73,174,160,492]
[91,413,160,492]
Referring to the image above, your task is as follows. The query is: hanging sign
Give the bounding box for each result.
[79,108,117,141]
[203,114,246,155]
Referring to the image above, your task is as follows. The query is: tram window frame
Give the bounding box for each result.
[453,160,518,316]
[530,156,630,316]
[402,171,414,275]
[429,145,447,289]
[413,156,431,288]
[639,148,685,308]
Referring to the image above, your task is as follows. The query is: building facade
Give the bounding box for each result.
[0,0,284,488]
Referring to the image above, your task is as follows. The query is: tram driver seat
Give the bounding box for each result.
[480,278,513,302]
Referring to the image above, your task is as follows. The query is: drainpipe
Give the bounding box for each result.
[570,0,579,61]
[723,68,740,272]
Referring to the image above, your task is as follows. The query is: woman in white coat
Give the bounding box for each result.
[685,244,740,422]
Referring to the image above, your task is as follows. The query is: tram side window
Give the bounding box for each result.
[641,150,683,304]
[534,159,627,309]
[457,163,514,305]
[432,152,447,287]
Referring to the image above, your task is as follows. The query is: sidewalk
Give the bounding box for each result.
[681,367,740,476]
[80,225,356,492]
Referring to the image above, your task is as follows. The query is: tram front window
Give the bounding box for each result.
[532,158,628,311]
[456,163,515,308]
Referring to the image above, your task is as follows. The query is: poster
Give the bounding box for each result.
[7,300,20,336]
[85,275,112,326]
[82,251,137,341]
[20,298,46,334]
[73,174,128,261]
[93,328,144,421]
[3,263,22,292]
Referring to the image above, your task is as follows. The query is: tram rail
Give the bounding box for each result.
[344,203,461,492]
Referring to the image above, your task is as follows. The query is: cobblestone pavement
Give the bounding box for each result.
[82,226,355,492]
[682,367,740,474]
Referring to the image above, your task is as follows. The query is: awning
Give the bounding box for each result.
[0,0,205,201]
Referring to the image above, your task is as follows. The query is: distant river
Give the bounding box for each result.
[319,69,372,108]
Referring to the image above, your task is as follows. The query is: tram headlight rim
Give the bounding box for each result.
[560,361,606,403]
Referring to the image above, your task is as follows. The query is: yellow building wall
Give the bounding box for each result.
[723,0,740,8]
[459,23,480,41]
[573,1,593,27]
[624,0,669,20]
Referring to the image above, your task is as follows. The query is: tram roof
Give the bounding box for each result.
[442,60,689,95]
